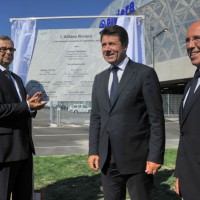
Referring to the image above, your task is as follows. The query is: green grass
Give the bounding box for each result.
[34,149,181,200]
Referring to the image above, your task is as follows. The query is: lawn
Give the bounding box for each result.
[34,149,181,200]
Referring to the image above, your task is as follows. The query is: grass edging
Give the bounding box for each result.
[34,149,181,200]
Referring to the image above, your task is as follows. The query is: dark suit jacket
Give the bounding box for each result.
[175,79,200,199]
[0,69,35,163]
[89,59,165,174]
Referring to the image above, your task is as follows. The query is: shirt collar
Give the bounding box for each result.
[0,65,8,71]
[110,57,129,71]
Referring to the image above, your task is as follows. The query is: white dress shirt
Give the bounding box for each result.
[183,68,200,107]
[108,57,129,97]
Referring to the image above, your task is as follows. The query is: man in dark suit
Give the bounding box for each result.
[174,20,200,200]
[88,25,165,200]
[0,35,46,200]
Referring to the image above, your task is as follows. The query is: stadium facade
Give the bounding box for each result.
[91,0,200,115]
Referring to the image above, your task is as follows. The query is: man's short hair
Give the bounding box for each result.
[99,25,129,48]
[0,35,14,45]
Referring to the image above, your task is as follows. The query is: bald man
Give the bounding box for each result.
[174,20,200,199]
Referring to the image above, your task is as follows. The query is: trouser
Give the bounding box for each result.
[101,162,154,200]
[0,156,33,200]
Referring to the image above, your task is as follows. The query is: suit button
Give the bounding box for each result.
[180,132,184,136]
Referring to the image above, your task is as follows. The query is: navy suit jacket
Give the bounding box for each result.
[89,59,165,174]
[0,69,35,163]
[175,78,200,199]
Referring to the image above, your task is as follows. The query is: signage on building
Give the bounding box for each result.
[27,29,108,102]
[99,1,135,28]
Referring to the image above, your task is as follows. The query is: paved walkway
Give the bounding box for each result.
[33,110,180,156]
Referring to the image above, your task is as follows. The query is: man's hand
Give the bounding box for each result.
[145,161,161,175]
[88,155,99,171]
[174,178,180,195]
[27,92,47,110]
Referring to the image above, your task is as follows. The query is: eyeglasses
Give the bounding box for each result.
[185,35,200,45]
[0,47,16,53]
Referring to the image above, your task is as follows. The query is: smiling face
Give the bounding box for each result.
[0,39,14,69]
[101,34,127,66]
[186,20,200,67]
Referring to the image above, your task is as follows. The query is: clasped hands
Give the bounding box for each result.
[27,92,47,110]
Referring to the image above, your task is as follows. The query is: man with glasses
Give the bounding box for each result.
[0,35,46,200]
[174,20,200,200]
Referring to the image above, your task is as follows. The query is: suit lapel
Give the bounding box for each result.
[0,70,20,102]
[101,69,111,110]
[11,72,26,101]
[180,82,190,125]
[181,82,200,125]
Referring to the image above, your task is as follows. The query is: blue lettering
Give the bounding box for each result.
[117,1,135,16]
[113,18,117,25]
[99,20,106,28]
[107,18,111,27]
[125,5,129,15]
[130,2,135,14]
[99,1,135,27]
[120,9,125,15]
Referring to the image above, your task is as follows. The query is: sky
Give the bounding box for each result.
[1,0,114,37]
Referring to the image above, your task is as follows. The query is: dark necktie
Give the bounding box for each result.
[183,69,200,113]
[3,69,12,81]
[110,66,119,104]
[3,70,17,91]
[3,70,22,102]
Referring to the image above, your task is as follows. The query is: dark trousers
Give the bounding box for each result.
[0,156,33,200]
[101,162,154,200]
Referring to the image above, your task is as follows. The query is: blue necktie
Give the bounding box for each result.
[110,66,119,104]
